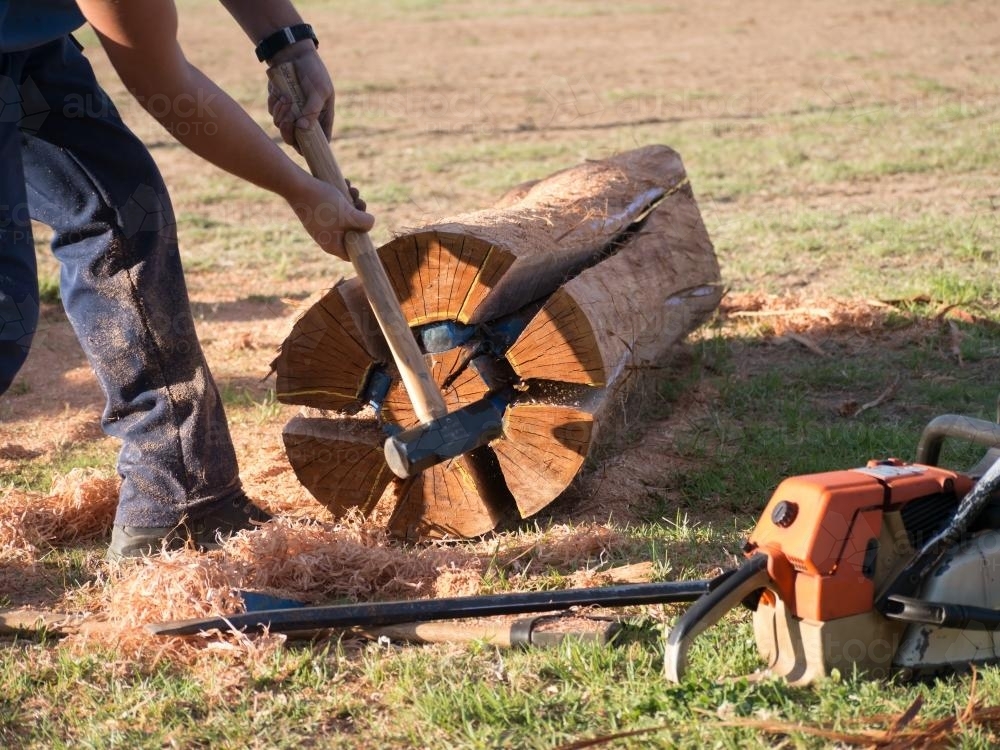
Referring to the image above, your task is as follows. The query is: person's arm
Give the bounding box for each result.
[74,0,372,259]
[219,0,335,144]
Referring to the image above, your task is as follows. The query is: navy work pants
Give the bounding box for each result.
[0,37,244,527]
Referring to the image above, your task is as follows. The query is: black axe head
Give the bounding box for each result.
[383,391,511,478]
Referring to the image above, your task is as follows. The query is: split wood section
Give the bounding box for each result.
[274,145,723,540]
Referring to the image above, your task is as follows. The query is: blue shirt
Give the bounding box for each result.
[0,0,86,52]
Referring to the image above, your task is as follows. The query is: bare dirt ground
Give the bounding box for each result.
[2,0,999,570]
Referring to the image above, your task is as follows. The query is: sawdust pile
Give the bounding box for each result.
[56,518,627,663]
[718,292,896,336]
[720,291,999,338]
[222,514,485,601]
[0,468,118,562]
[499,525,624,575]
[105,551,245,629]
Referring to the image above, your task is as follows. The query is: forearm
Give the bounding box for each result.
[74,0,372,260]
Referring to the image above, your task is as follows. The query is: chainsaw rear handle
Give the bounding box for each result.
[267,62,449,427]
[915,414,1000,471]
[877,448,1000,610]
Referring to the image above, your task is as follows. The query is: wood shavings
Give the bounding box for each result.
[500,524,624,573]
[719,293,898,336]
[0,468,118,561]
[221,514,482,602]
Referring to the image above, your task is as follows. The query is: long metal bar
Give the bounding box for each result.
[147,576,724,637]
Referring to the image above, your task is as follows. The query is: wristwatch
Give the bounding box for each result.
[254,24,319,63]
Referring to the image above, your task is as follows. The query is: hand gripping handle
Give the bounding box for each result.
[267,62,448,425]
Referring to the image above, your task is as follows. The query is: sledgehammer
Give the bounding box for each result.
[269,63,508,480]
[267,64,450,432]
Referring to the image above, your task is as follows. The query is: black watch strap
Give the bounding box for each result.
[254,23,318,63]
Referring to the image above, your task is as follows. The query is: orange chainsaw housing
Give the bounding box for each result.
[746,460,971,622]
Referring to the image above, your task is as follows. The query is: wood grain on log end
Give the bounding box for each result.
[506,288,606,385]
[492,402,594,518]
[273,286,378,411]
[381,346,493,428]
[282,415,392,516]
[387,449,514,540]
[377,231,513,325]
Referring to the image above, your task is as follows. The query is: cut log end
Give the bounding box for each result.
[494,402,595,518]
[273,285,380,412]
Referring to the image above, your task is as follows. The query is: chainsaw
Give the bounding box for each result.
[149,414,1000,687]
[666,413,1000,684]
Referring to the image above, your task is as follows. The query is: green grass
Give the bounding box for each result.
[0,441,116,494]
[7,1,1000,747]
[5,632,1000,748]
[37,276,60,305]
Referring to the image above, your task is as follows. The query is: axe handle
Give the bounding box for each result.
[267,63,448,424]
[0,607,110,637]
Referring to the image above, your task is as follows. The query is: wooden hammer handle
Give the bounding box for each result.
[267,63,447,424]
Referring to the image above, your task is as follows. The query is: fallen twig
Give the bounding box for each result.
[853,376,901,418]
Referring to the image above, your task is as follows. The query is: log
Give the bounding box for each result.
[282,413,391,516]
[491,398,596,519]
[506,184,721,385]
[274,145,722,539]
[376,147,679,327]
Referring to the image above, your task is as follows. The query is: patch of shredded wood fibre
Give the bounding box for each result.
[0,468,118,562]
[719,292,894,336]
[221,513,484,601]
[59,518,627,659]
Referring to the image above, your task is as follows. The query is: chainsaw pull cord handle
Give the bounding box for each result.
[266,62,449,426]
[877,454,1000,610]
[664,554,770,683]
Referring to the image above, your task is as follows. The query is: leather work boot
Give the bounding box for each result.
[106,494,271,561]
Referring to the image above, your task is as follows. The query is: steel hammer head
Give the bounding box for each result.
[383,391,511,478]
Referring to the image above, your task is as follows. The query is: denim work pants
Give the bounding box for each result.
[0,37,244,527]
